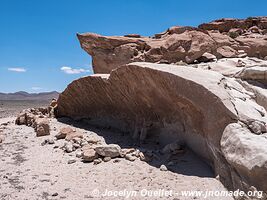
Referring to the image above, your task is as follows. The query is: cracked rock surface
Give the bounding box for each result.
[58,62,267,197]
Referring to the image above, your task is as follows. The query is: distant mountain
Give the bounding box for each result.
[0,91,59,101]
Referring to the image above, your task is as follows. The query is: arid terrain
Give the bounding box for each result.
[0,91,59,118]
[0,100,50,118]
[0,116,233,200]
[1,16,267,200]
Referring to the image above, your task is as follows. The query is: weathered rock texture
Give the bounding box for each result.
[58,62,267,195]
[77,17,267,73]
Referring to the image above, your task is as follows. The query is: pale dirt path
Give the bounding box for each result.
[0,117,233,200]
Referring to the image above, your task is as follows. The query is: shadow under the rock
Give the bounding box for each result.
[57,117,215,178]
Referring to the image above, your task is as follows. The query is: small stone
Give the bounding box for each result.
[237,59,246,67]
[51,192,58,196]
[103,157,111,162]
[76,151,82,158]
[82,147,98,162]
[80,140,88,147]
[93,158,102,165]
[85,135,101,144]
[72,137,82,144]
[139,152,146,161]
[197,52,217,62]
[47,138,55,144]
[113,159,121,163]
[65,143,74,153]
[120,148,136,157]
[55,127,73,140]
[160,165,168,171]
[125,154,136,161]
[95,144,121,158]
[65,131,84,141]
[67,159,76,164]
[249,121,267,135]
[41,140,47,146]
[73,143,80,149]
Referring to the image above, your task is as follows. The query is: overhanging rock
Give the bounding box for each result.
[57,62,267,195]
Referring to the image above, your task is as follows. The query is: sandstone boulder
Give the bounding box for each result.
[65,131,83,141]
[82,145,98,162]
[56,127,83,141]
[197,52,217,62]
[56,127,73,139]
[216,46,237,58]
[221,123,267,192]
[94,144,121,158]
[57,62,267,193]
[34,118,50,137]
[15,110,36,126]
[235,66,267,83]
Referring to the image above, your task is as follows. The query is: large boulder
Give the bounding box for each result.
[77,17,267,73]
[235,66,267,84]
[77,29,216,73]
[57,62,267,193]
[221,123,267,192]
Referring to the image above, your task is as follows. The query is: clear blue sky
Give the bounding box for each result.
[0,0,266,93]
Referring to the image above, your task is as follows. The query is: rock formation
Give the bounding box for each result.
[58,62,267,195]
[77,17,267,73]
[57,17,267,198]
[15,106,52,137]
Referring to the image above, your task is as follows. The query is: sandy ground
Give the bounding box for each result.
[0,116,234,200]
[0,100,50,118]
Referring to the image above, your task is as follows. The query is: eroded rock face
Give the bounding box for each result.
[221,123,267,192]
[77,17,267,73]
[57,62,267,193]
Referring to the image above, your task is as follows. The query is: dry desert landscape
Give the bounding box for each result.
[1,17,267,200]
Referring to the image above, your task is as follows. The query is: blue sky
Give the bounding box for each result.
[0,0,266,93]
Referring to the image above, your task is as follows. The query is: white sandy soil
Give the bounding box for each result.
[0,117,233,200]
